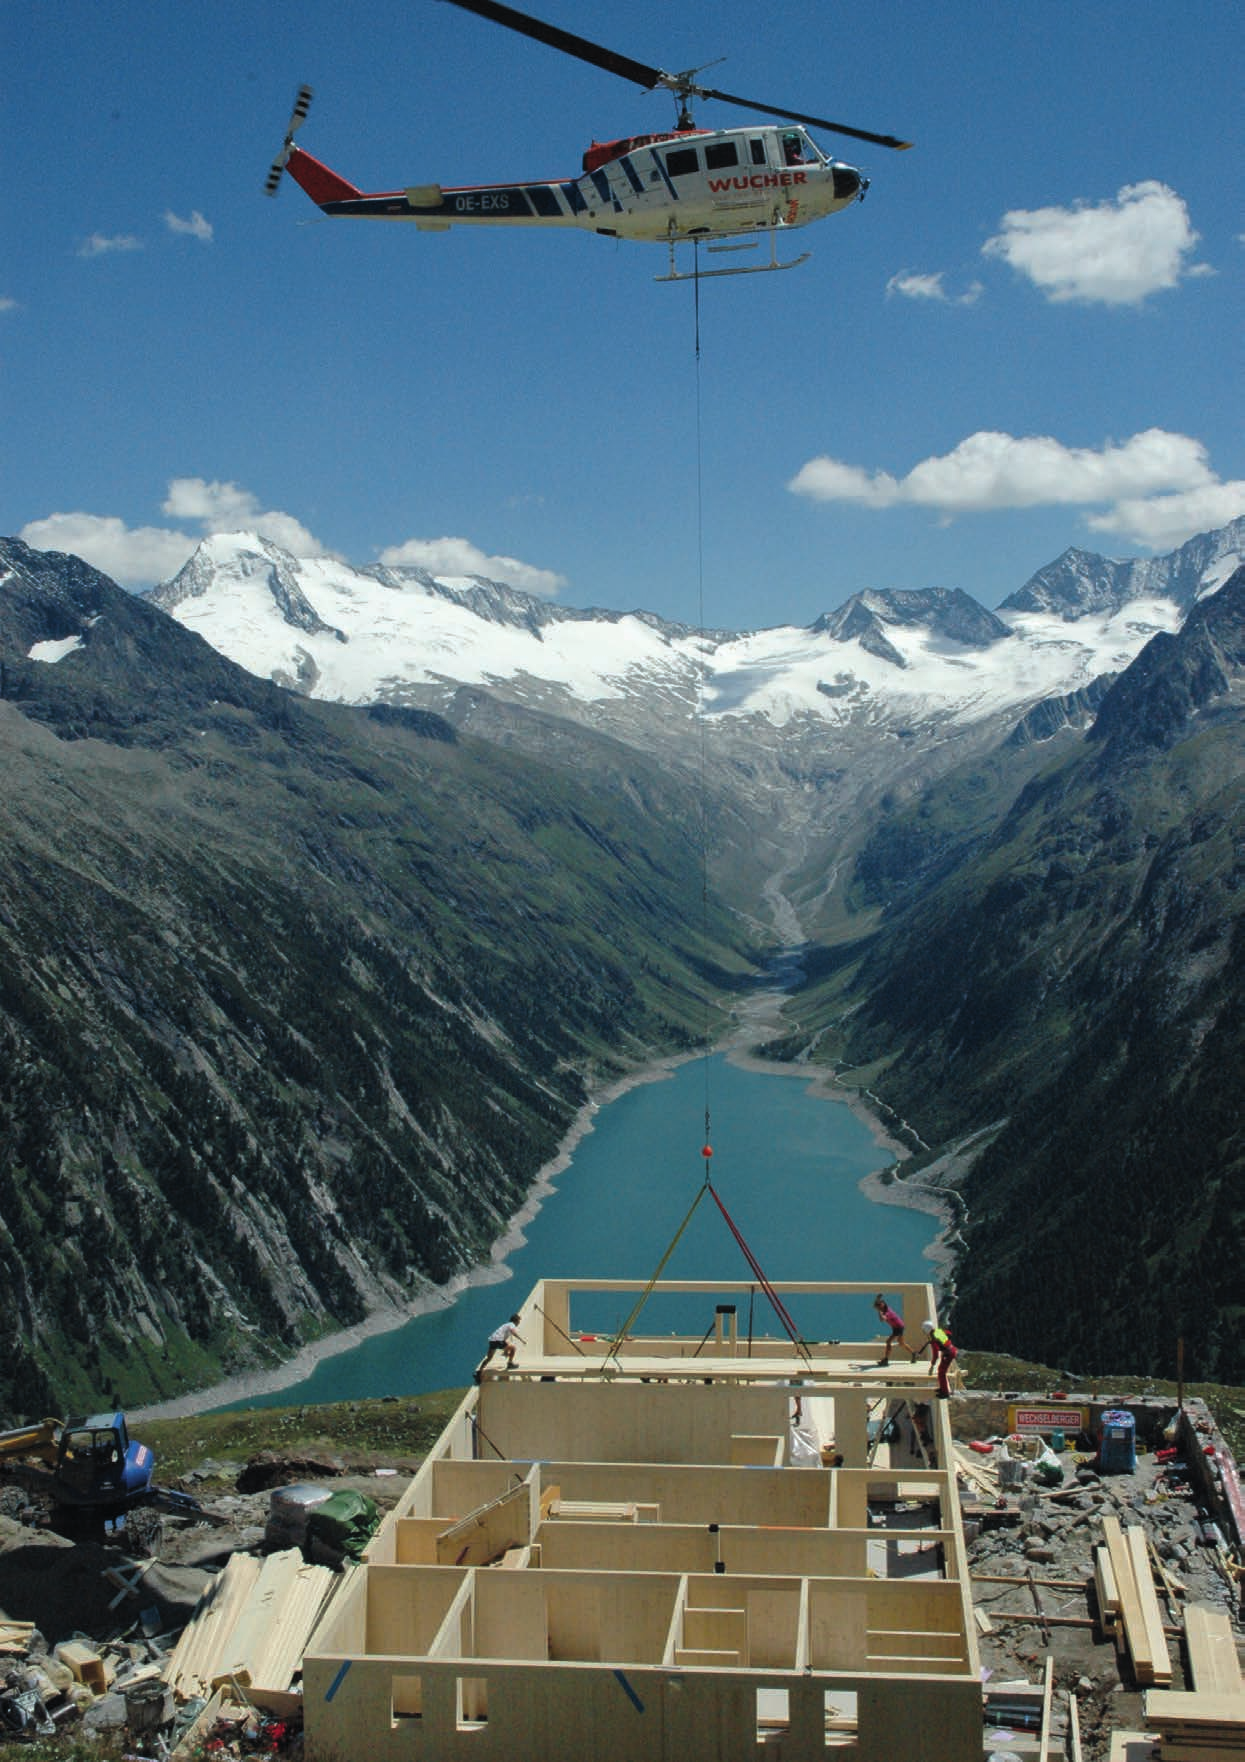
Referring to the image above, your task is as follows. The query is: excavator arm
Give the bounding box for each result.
[0,1419,62,1466]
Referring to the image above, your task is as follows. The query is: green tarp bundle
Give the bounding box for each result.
[303,1489,379,1561]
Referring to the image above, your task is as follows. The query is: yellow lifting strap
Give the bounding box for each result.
[600,1181,710,1370]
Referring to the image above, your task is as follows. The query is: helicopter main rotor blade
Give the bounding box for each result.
[440,0,665,91]
[440,0,911,151]
[697,86,911,150]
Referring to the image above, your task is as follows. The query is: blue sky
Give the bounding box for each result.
[4,0,1242,631]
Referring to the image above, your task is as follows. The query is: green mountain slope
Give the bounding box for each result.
[0,542,758,1416]
[780,569,1245,1382]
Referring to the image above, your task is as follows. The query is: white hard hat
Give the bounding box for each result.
[922,1319,934,1332]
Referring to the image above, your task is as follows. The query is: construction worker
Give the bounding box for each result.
[921,1319,958,1399]
[475,1314,525,1382]
[873,1294,909,1365]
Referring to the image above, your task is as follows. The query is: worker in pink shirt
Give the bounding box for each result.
[873,1293,910,1365]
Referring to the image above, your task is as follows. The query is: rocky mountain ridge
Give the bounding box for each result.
[148,522,1242,937]
[776,565,1245,1383]
[0,538,756,1418]
[999,517,1245,620]
[5,521,1244,1411]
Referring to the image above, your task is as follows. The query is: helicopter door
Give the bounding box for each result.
[748,137,770,168]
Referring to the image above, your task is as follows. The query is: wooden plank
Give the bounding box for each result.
[1067,1688,1083,1762]
[1185,1603,1244,1697]
[165,1552,261,1701]
[248,1562,338,1694]
[1096,1543,1122,1628]
[1103,1514,1157,1682]
[972,1573,1089,1589]
[436,1481,532,1566]
[1126,1521,1173,1686]
[1143,1688,1245,1727]
[547,1498,638,1521]
[674,1647,742,1666]
[1037,1654,1054,1762]
[213,1550,303,1689]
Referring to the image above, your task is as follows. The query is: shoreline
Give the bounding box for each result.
[721,986,959,1289]
[132,984,953,1423]
[130,1047,699,1424]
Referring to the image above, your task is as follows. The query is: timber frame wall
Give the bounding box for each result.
[304,1279,980,1761]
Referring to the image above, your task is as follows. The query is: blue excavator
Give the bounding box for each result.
[0,1411,213,1521]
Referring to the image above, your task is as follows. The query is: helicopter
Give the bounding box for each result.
[265,0,911,281]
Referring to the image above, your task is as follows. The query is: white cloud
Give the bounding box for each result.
[162,477,330,557]
[1087,482,1245,549]
[0,296,18,313]
[789,427,1239,550]
[164,209,213,242]
[78,232,143,259]
[982,181,1205,305]
[886,270,982,306]
[378,535,566,596]
[20,479,334,589]
[20,481,566,595]
[18,514,198,587]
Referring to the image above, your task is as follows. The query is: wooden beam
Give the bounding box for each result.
[1037,1655,1054,1762]
[1102,1514,1158,1683]
[1125,1521,1172,1686]
[1184,1602,1244,1697]
[1066,1689,1083,1762]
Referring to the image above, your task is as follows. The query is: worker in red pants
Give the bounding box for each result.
[921,1319,957,1399]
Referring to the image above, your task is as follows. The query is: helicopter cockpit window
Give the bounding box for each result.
[782,132,804,166]
[704,141,739,171]
[665,147,700,178]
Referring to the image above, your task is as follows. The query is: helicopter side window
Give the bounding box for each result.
[665,147,700,178]
[750,139,767,166]
[782,132,804,166]
[704,141,739,171]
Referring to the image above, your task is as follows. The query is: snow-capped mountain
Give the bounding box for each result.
[149,522,1243,738]
[1000,516,1245,619]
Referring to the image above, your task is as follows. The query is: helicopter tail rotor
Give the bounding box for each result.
[264,84,315,196]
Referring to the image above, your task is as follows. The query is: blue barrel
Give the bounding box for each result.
[1099,1408,1136,1473]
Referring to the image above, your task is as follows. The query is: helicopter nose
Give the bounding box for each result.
[832,165,864,201]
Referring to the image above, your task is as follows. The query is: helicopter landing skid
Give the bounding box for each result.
[655,233,812,283]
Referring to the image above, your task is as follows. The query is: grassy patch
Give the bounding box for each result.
[137,1389,467,1485]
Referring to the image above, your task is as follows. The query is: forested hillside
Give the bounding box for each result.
[0,542,758,1416]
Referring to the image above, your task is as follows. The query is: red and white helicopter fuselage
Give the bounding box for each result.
[284,122,866,274]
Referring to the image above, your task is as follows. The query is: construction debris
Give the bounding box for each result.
[0,1386,1238,1759]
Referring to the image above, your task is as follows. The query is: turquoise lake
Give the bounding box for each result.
[225,1052,937,1409]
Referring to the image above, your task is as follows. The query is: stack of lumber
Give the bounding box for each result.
[163,1549,340,1705]
[1184,1605,1244,1698]
[1131,1605,1245,1760]
[1142,1690,1245,1757]
[1097,1515,1173,1687]
[0,1619,37,1656]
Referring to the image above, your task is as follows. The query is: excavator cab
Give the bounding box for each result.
[55,1413,153,1507]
